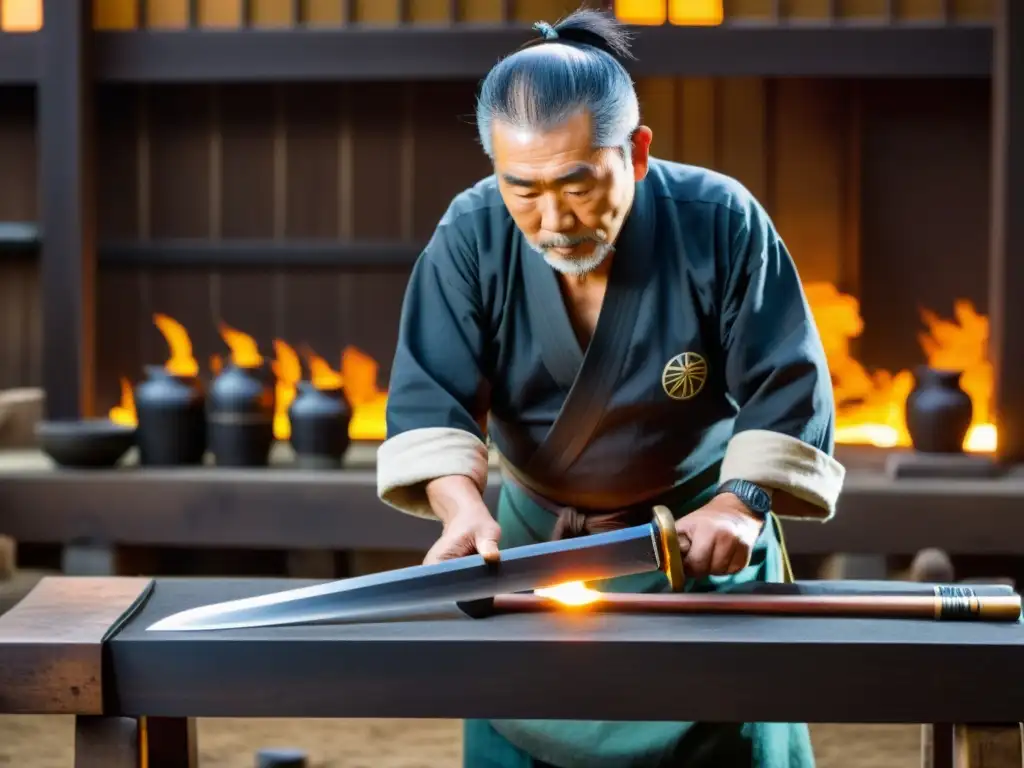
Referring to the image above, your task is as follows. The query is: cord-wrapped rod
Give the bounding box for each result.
[472,590,1023,622]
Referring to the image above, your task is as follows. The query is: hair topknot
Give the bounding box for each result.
[525,7,636,62]
[475,7,640,158]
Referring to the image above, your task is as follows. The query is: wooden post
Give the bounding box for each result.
[954,724,1023,768]
[38,0,97,419]
[989,0,1024,464]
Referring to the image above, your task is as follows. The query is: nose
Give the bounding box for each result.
[538,192,574,233]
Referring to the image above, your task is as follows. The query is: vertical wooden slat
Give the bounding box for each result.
[514,0,578,22]
[840,81,862,297]
[952,0,992,21]
[410,82,492,239]
[93,0,138,28]
[285,85,341,241]
[409,0,452,22]
[353,0,400,22]
[399,85,416,240]
[251,0,293,25]
[770,79,846,285]
[148,86,211,239]
[95,86,145,412]
[723,0,775,20]
[217,84,277,356]
[146,0,189,27]
[676,79,718,169]
[38,0,97,419]
[781,0,831,19]
[337,84,354,240]
[349,83,407,239]
[0,88,37,224]
[306,0,345,24]
[636,78,677,161]
[838,0,889,19]
[272,85,287,340]
[0,85,40,391]
[717,78,769,204]
[197,0,242,26]
[305,0,346,23]
[896,0,944,20]
[989,0,1024,464]
[145,84,217,370]
[281,84,344,365]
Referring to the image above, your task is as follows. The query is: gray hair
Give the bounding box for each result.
[475,8,640,159]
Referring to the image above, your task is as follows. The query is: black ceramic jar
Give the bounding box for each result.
[905,366,973,453]
[134,365,206,466]
[207,362,276,466]
[288,381,352,469]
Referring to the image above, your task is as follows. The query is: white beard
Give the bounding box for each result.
[530,241,615,277]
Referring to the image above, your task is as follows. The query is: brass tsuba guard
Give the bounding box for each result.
[652,505,686,592]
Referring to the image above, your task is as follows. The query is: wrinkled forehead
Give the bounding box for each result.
[491,111,605,180]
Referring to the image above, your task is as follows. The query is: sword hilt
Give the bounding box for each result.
[652,505,686,592]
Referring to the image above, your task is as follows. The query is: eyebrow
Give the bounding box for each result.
[501,164,595,188]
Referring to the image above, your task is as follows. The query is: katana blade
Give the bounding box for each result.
[147,506,683,631]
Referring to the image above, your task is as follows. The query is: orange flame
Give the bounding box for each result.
[107,315,390,441]
[219,322,263,368]
[306,349,345,390]
[109,377,136,427]
[108,285,997,453]
[342,346,389,441]
[154,313,199,377]
[535,581,603,606]
[271,340,302,441]
[805,283,996,453]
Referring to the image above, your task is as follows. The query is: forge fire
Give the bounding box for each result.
[107,282,995,452]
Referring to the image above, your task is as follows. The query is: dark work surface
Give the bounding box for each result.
[107,578,1024,723]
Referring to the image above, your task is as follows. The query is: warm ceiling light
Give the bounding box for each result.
[1,0,43,31]
[670,0,724,26]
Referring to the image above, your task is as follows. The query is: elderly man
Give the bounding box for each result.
[376,8,845,768]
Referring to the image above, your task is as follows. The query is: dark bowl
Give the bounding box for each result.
[35,418,137,468]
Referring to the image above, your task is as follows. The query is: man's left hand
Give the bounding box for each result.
[674,493,763,578]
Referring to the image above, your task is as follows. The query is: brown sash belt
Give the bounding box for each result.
[500,468,652,541]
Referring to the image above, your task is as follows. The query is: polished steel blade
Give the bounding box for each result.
[147,522,662,631]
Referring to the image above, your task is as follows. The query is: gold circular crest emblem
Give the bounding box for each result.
[661,352,708,401]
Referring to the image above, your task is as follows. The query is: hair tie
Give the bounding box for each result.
[533,21,559,40]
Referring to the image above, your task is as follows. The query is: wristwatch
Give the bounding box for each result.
[715,478,772,522]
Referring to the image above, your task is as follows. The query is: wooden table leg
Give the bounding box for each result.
[923,723,955,768]
[74,716,140,768]
[74,715,198,768]
[955,724,1024,767]
[143,716,199,768]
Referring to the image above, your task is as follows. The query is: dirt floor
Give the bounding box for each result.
[0,717,923,767]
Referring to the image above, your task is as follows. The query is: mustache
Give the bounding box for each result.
[537,233,601,250]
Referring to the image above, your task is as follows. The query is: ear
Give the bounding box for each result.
[630,126,653,182]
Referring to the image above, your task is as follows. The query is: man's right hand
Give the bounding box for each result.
[423,507,501,565]
[423,475,501,565]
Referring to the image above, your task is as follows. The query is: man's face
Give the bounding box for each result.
[492,111,652,276]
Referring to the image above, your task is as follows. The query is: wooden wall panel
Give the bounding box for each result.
[0,86,40,391]
[857,78,990,374]
[635,76,857,288]
[91,82,474,411]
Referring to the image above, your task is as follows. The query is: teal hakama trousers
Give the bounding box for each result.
[462,481,816,768]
